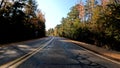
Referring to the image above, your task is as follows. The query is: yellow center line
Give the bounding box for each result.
[0,37,54,68]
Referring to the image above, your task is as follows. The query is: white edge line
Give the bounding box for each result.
[71,40,120,65]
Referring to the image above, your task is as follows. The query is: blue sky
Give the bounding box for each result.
[36,0,84,30]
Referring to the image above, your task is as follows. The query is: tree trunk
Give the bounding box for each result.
[0,0,4,8]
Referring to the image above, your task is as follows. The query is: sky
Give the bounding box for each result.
[36,0,82,30]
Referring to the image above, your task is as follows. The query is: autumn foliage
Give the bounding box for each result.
[48,0,120,51]
[0,0,46,44]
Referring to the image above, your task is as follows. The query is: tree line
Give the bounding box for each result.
[0,0,45,44]
[47,0,120,51]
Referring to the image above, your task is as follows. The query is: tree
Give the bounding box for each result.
[0,0,46,44]
[25,0,37,18]
[47,28,54,36]
[101,1,120,50]
[51,0,120,51]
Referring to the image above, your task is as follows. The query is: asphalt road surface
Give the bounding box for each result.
[0,37,120,68]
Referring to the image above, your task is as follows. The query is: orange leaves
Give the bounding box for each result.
[37,10,45,23]
[76,0,84,19]
[101,0,109,8]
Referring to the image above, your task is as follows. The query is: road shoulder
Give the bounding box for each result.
[65,39,120,63]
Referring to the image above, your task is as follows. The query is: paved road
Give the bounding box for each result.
[0,37,120,68]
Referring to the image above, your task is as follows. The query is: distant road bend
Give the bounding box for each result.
[0,37,120,68]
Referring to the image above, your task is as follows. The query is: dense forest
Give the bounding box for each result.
[0,0,45,44]
[47,0,120,51]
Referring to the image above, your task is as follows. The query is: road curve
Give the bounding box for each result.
[0,37,120,68]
